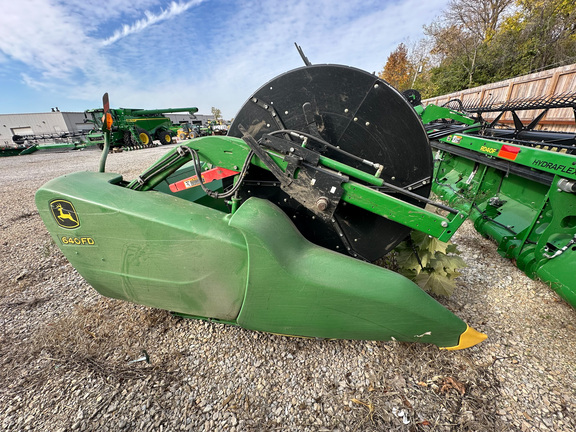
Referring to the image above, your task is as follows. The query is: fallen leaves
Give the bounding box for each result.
[351,398,374,413]
[350,398,375,421]
[440,376,466,395]
[417,376,466,396]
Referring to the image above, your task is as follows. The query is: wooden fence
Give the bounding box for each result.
[422,64,576,132]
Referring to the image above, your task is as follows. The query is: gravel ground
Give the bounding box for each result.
[1,144,575,431]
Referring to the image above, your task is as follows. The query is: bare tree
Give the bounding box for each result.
[446,0,515,42]
[427,0,515,88]
[211,107,222,123]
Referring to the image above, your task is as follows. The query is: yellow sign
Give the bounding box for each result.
[480,145,497,154]
[60,236,95,246]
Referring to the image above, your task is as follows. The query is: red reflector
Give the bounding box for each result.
[169,167,239,192]
[497,144,520,160]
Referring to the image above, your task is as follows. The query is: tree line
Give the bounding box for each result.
[379,0,576,98]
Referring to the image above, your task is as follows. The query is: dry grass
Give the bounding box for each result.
[0,299,180,400]
[339,342,503,431]
[0,300,502,431]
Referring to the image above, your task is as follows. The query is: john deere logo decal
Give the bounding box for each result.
[50,199,80,229]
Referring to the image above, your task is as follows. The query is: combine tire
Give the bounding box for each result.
[156,129,172,145]
[135,128,153,146]
[124,131,135,147]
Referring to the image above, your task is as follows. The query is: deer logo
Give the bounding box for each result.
[50,199,80,229]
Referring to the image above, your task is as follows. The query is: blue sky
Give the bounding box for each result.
[0,0,447,118]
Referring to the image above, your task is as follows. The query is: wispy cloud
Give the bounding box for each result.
[102,0,204,46]
[0,0,448,116]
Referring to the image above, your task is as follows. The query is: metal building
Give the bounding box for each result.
[0,111,90,147]
[166,113,216,126]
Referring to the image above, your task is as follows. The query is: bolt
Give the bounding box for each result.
[353,117,358,121]
[374,84,379,88]
[344,108,349,113]
[316,197,330,211]
[441,221,448,227]
[285,111,289,115]
[365,122,370,126]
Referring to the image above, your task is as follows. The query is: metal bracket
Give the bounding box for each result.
[239,126,347,220]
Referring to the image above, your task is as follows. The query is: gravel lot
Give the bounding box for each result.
[1,144,575,431]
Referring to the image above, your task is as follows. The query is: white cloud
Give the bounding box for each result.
[0,0,448,117]
[0,1,95,78]
[102,0,205,46]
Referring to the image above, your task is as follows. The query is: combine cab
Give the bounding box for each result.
[85,106,198,150]
[35,64,507,350]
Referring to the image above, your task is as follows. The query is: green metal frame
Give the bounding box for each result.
[418,104,576,309]
[439,133,576,181]
[35,169,483,349]
[418,104,478,126]
[131,136,469,241]
[34,99,498,349]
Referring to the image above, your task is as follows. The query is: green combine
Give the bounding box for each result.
[84,105,198,150]
[34,63,576,350]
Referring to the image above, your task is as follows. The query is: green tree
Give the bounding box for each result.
[495,0,576,73]
[382,0,576,98]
